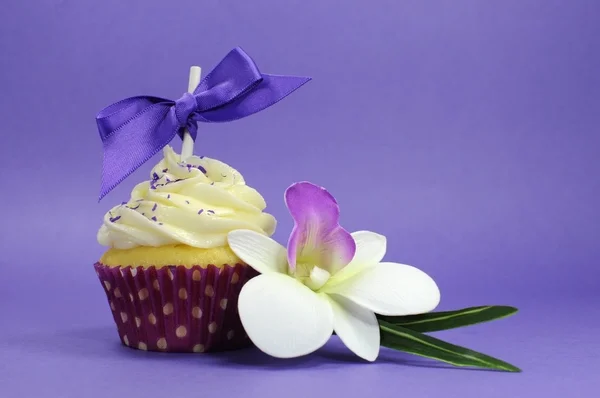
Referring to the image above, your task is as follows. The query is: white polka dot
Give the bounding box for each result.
[104,281,111,291]
[219,299,228,310]
[153,279,160,291]
[131,268,138,276]
[114,287,122,298]
[138,288,149,300]
[123,335,129,346]
[168,269,174,280]
[148,313,157,325]
[227,330,235,340]
[129,293,134,302]
[138,342,148,351]
[192,270,202,281]
[176,325,187,338]
[208,322,218,334]
[110,301,116,311]
[192,307,203,319]
[179,288,188,300]
[157,338,167,350]
[205,285,214,297]
[163,303,173,315]
[231,273,239,284]
[192,344,205,353]
[120,312,128,323]
[135,317,141,328]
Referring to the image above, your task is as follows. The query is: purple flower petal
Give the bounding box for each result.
[285,182,355,274]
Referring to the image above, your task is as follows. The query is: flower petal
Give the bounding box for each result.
[285,182,355,274]
[324,262,440,316]
[238,273,334,358]
[227,230,288,274]
[329,295,380,361]
[326,231,387,286]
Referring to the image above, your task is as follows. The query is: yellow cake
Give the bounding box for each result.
[100,244,241,268]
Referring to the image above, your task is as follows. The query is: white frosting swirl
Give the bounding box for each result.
[97,146,276,249]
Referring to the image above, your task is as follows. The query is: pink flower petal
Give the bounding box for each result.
[285,182,355,274]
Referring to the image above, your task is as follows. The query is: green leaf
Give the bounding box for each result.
[377,306,518,333]
[379,321,521,372]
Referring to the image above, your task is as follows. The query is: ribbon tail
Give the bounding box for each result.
[98,103,176,200]
[195,74,311,122]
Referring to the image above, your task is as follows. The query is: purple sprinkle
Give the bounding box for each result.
[167,194,171,199]
[127,204,140,210]
[199,156,204,159]
[151,216,157,222]
[166,177,171,182]
[137,199,143,202]
[152,172,159,180]
[158,222,163,225]
[185,200,190,204]
[187,164,192,172]
[162,168,168,172]
[197,165,207,174]
[210,182,214,185]
[109,216,121,223]
[121,201,127,205]
[207,210,215,214]
[142,213,145,216]
[165,178,183,186]
[152,203,157,212]
[197,209,204,215]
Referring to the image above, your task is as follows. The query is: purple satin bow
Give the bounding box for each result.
[96,47,311,200]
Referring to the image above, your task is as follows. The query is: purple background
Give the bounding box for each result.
[1,0,598,396]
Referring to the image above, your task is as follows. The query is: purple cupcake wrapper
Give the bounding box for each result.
[94,262,256,353]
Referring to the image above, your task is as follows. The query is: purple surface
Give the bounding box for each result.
[1,0,599,397]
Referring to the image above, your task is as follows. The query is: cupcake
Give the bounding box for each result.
[94,145,276,353]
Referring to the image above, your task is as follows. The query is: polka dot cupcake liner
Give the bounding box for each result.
[94,262,256,353]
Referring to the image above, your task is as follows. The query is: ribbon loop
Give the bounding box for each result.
[97,47,311,200]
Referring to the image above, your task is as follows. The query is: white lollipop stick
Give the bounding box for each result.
[181,66,202,161]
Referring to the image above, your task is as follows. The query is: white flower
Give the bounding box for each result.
[227,182,440,361]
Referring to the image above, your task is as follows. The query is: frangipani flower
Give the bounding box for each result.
[227,182,440,361]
